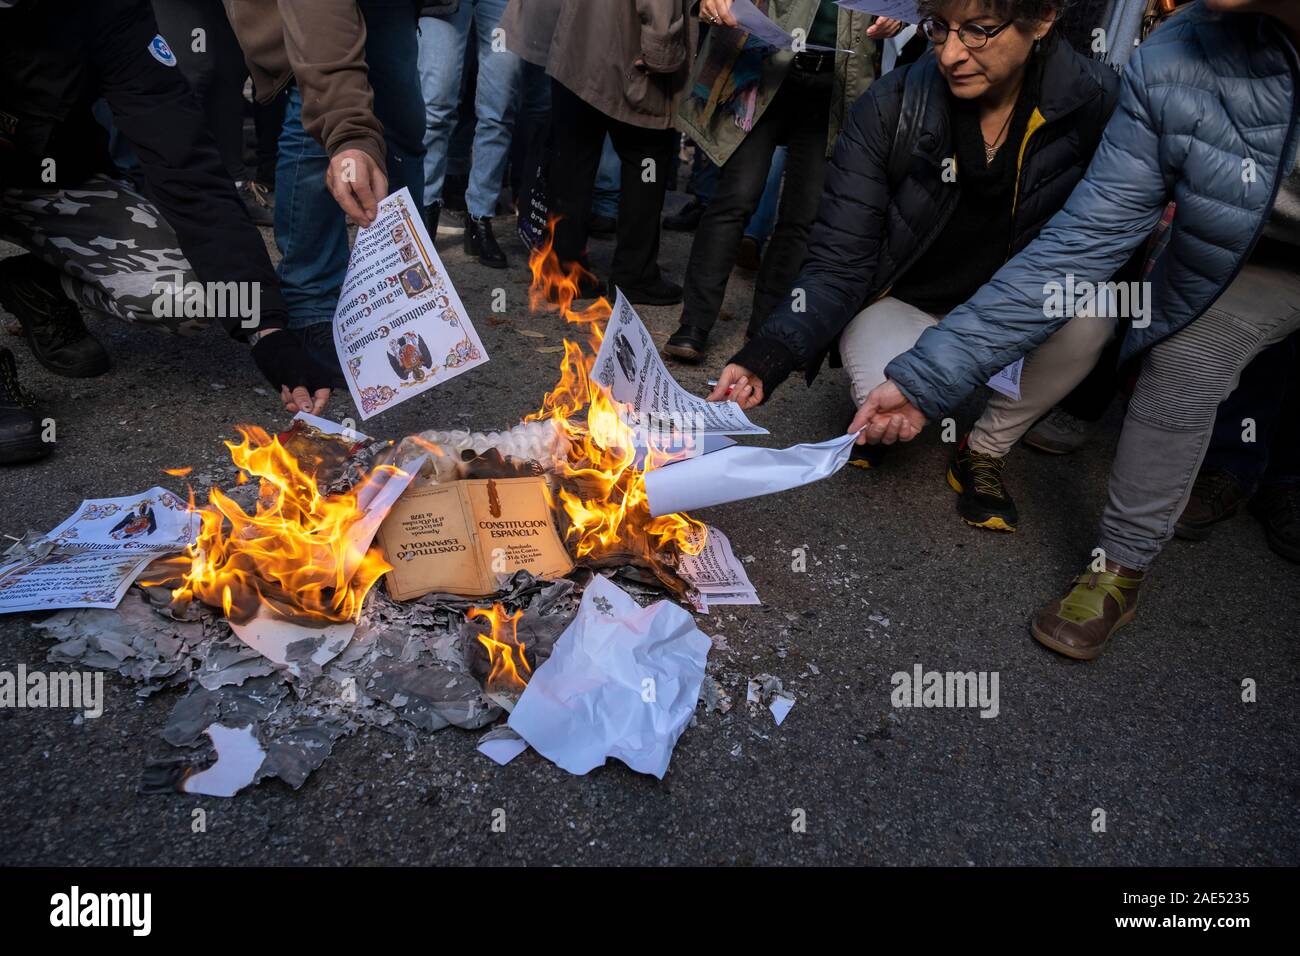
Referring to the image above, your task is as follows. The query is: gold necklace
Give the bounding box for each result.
[983,107,1014,165]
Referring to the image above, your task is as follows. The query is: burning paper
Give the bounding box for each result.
[644,432,858,517]
[333,186,489,419]
[180,723,266,798]
[594,290,766,438]
[676,525,759,609]
[0,487,195,614]
[507,575,711,778]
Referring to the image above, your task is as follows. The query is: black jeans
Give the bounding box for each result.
[547,80,677,287]
[1203,331,1300,489]
[681,63,832,335]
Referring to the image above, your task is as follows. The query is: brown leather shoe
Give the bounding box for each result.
[1175,467,1248,541]
[1031,560,1144,660]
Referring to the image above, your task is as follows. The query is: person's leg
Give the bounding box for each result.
[254,88,288,186]
[0,174,198,333]
[1249,333,1300,561]
[745,145,786,246]
[675,108,781,333]
[750,68,833,334]
[591,136,621,221]
[547,81,605,271]
[362,0,426,202]
[273,86,349,330]
[511,60,551,205]
[464,0,522,219]
[606,120,678,295]
[969,314,1117,458]
[416,8,471,210]
[839,297,940,406]
[1032,254,1300,660]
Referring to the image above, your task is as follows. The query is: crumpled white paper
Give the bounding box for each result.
[508,575,711,779]
[644,432,858,517]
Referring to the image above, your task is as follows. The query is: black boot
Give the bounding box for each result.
[0,348,50,464]
[0,254,110,378]
[663,324,708,362]
[464,216,508,269]
[423,201,441,241]
[618,274,683,307]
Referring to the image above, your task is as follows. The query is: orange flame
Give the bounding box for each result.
[523,221,706,560]
[165,426,393,623]
[163,466,193,477]
[467,604,531,692]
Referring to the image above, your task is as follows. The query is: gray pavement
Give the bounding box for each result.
[1,212,1297,866]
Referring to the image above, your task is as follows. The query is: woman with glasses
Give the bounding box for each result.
[708,0,1121,533]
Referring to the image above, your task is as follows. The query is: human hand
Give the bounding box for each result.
[707,363,763,410]
[847,379,926,445]
[326,148,388,226]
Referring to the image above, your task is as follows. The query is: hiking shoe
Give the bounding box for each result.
[238,179,274,226]
[0,254,110,378]
[0,347,50,464]
[848,441,888,470]
[947,437,1018,531]
[1031,560,1144,660]
[663,199,706,232]
[1175,467,1249,541]
[1250,481,1300,564]
[663,324,708,362]
[1023,406,1093,455]
[465,216,508,269]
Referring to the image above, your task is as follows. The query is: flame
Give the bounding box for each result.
[523,221,706,560]
[467,604,531,692]
[162,426,393,623]
[163,466,193,477]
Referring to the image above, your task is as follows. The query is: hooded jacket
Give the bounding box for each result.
[733,33,1120,395]
[885,4,1300,422]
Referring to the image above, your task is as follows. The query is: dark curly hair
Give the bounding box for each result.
[916,0,1072,24]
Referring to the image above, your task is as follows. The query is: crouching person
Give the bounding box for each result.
[0,0,333,465]
[709,0,1123,533]
[855,0,1300,659]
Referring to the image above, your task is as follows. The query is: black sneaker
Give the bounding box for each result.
[848,441,888,471]
[663,199,706,232]
[465,216,508,269]
[1174,467,1249,541]
[1250,481,1300,564]
[947,436,1018,532]
[663,324,708,362]
[238,179,274,226]
[618,275,683,307]
[0,254,110,378]
[0,347,50,464]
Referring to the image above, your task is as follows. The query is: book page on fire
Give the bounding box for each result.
[593,290,768,438]
[333,186,489,420]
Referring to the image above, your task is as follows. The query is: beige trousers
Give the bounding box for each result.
[839,297,1116,457]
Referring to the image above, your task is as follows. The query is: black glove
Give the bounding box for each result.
[250,330,334,396]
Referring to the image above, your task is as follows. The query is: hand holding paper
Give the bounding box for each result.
[850,380,927,445]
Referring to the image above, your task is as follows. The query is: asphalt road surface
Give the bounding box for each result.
[1,207,1296,866]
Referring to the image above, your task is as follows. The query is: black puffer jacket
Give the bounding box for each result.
[733,35,1121,394]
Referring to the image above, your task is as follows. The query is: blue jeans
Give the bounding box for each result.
[274,0,425,329]
[745,145,786,246]
[418,1,522,218]
[592,136,620,220]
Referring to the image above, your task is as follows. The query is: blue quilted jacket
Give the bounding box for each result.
[885,3,1300,422]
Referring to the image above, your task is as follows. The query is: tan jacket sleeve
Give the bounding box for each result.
[280,0,386,166]
[635,0,688,74]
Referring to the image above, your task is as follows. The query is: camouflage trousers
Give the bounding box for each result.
[0,173,204,335]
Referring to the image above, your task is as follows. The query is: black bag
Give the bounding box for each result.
[517,119,552,253]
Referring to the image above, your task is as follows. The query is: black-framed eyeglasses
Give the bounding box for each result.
[920,17,1016,49]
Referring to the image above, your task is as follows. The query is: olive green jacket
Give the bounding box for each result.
[677,1,880,167]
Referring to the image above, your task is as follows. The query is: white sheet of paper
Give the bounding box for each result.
[644,432,858,517]
[508,576,711,779]
[770,694,796,726]
[835,0,920,22]
[594,290,766,437]
[678,526,758,598]
[182,723,266,797]
[478,727,529,766]
[333,187,489,420]
[0,486,196,615]
[987,358,1024,401]
[292,411,371,442]
[0,551,154,614]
